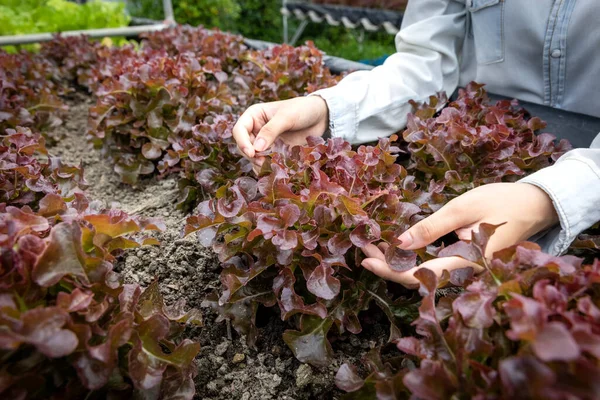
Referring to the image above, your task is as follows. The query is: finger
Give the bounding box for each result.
[455,227,474,241]
[254,112,294,152]
[398,199,478,250]
[361,257,405,281]
[418,256,484,274]
[377,242,390,253]
[414,256,484,284]
[361,258,422,289]
[233,108,260,158]
[361,244,386,261]
[254,156,265,168]
[363,256,483,287]
[251,156,265,175]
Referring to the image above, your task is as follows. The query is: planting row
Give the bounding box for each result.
[0,127,201,399]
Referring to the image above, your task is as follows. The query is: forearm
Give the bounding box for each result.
[520,135,600,254]
[311,0,468,144]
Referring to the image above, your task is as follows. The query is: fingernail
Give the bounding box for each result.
[242,147,252,157]
[361,260,372,269]
[398,232,413,249]
[254,137,267,152]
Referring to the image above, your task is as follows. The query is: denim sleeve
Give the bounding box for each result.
[519,134,600,255]
[309,0,468,144]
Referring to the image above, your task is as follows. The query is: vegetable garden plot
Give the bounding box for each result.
[1,26,599,400]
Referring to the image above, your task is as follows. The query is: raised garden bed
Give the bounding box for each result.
[1,26,599,400]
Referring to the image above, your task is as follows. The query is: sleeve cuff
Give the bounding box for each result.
[519,158,600,255]
[309,87,359,142]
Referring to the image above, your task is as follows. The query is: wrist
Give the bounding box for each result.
[307,95,330,138]
[521,183,560,231]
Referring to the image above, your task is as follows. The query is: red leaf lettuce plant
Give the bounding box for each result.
[87,50,234,184]
[175,113,254,209]
[0,127,202,399]
[185,135,448,366]
[140,25,248,73]
[403,83,571,196]
[185,83,573,368]
[235,41,341,103]
[88,27,340,195]
[336,225,600,399]
[0,51,67,135]
[1,127,86,207]
[569,223,600,263]
[40,35,162,94]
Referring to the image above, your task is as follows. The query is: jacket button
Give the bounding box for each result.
[551,49,562,58]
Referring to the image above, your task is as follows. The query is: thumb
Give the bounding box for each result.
[398,200,475,250]
[253,112,294,152]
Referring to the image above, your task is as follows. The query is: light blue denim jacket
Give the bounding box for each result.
[313,0,600,255]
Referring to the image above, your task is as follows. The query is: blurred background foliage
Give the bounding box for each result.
[125,0,396,62]
[0,0,396,62]
[0,0,130,52]
[0,0,130,35]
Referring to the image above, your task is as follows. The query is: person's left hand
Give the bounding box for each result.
[360,182,560,287]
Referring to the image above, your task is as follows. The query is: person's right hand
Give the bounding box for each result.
[360,182,560,287]
[232,96,329,170]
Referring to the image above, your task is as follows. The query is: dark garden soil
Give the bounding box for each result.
[47,93,392,400]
